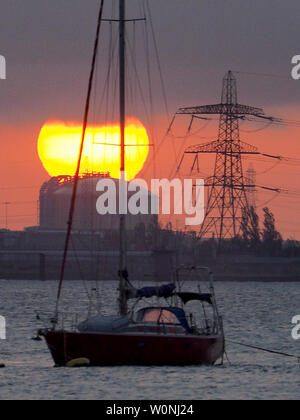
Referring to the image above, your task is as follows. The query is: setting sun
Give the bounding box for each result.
[37,119,150,180]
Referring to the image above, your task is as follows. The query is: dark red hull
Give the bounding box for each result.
[44,330,224,366]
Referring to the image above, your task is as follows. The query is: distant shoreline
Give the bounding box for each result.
[0,278,299,283]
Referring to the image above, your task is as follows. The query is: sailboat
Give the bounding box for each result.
[38,0,225,366]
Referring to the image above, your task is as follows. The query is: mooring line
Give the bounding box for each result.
[227,340,300,362]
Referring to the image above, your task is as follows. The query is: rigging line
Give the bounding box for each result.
[108,0,117,124]
[145,0,170,120]
[56,0,105,314]
[142,3,154,123]
[111,45,120,127]
[125,25,146,124]
[104,21,114,133]
[98,0,118,128]
[144,0,176,180]
[142,0,158,180]
[125,33,151,125]
[143,0,175,178]
[125,24,136,116]
[92,24,100,128]
[105,26,118,132]
[111,29,119,125]
[227,339,300,361]
[132,20,137,110]
[95,26,118,128]
[70,235,91,303]
[125,37,133,113]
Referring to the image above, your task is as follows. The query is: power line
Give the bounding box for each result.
[233,70,291,80]
[0,214,35,219]
[0,185,40,191]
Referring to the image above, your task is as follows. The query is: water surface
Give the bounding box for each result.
[0,280,299,400]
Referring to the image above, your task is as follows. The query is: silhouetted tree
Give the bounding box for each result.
[283,239,300,257]
[241,206,261,251]
[262,207,282,256]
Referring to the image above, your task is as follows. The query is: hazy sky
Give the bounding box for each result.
[1,0,300,124]
[0,0,300,235]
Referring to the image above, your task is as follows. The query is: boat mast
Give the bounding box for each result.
[119,0,128,315]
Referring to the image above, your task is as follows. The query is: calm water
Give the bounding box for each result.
[0,279,299,400]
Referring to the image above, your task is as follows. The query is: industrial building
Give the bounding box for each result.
[39,173,158,233]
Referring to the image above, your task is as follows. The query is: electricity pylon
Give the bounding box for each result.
[176,71,276,241]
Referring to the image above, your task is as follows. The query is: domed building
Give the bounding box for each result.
[2,175,173,282]
[39,173,158,233]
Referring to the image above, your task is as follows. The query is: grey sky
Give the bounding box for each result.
[0,0,300,125]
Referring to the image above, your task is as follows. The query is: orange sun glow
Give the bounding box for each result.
[37,118,150,181]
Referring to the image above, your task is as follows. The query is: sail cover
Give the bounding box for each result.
[128,285,212,304]
[78,315,130,333]
[135,283,176,299]
[176,292,212,305]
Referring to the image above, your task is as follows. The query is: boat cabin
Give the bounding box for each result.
[134,307,191,333]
